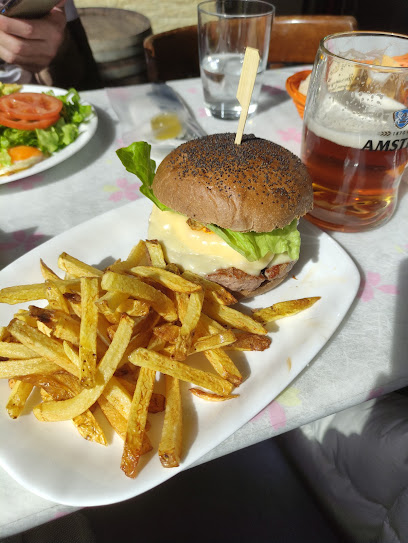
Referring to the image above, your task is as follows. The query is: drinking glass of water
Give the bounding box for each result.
[301,31,408,232]
[197,0,274,120]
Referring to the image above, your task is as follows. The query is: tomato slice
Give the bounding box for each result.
[0,112,60,130]
[0,93,63,121]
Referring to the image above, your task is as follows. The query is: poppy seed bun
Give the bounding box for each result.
[152,133,313,232]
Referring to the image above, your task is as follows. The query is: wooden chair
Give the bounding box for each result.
[143,15,357,82]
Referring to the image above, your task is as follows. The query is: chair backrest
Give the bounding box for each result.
[143,15,358,82]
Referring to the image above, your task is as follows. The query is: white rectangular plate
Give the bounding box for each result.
[0,198,360,506]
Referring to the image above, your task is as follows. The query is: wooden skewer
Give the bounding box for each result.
[235,47,260,145]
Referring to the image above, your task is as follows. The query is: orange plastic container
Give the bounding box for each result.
[285,69,312,119]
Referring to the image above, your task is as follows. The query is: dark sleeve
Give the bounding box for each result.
[35,17,103,90]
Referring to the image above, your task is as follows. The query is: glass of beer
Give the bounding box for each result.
[301,32,408,232]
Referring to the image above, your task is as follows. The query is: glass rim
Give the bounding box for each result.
[197,0,275,18]
[320,30,408,71]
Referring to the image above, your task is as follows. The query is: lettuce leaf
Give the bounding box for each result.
[208,220,300,262]
[116,141,302,262]
[116,141,170,211]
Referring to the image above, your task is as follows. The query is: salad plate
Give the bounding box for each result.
[0,197,360,506]
[0,84,98,185]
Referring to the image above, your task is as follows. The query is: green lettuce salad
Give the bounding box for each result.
[116,141,301,263]
[0,88,93,167]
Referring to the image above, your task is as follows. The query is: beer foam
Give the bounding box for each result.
[307,92,405,149]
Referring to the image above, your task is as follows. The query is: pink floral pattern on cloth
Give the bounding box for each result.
[0,229,44,252]
[252,387,301,430]
[277,127,302,143]
[104,177,141,202]
[358,271,399,302]
[10,173,45,191]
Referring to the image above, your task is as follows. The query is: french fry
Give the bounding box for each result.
[0,342,37,359]
[115,299,150,317]
[79,277,99,387]
[130,266,202,294]
[181,270,238,306]
[45,280,71,313]
[226,332,272,352]
[101,271,177,322]
[58,252,103,278]
[7,319,79,377]
[6,380,34,418]
[145,239,166,268]
[0,283,47,304]
[98,395,153,455]
[121,366,156,478]
[129,348,234,396]
[0,357,60,379]
[203,299,267,335]
[203,348,243,386]
[95,291,129,324]
[33,314,134,422]
[173,289,204,361]
[159,375,182,468]
[107,241,149,273]
[40,259,60,281]
[252,297,321,323]
[193,329,237,353]
[190,389,239,401]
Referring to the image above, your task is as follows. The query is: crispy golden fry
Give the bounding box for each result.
[58,252,103,278]
[252,297,321,323]
[130,266,202,294]
[152,323,179,344]
[129,348,234,396]
[72,409,107,446]
[95,291,129,324]
[116,299,150,317]
[203,348,243,387]
[98,395,152,455]
[159,376,182,468]
[181,270,238,306]
[107,241,150,273]
[8,319,79,377]
[33,314,134,422]
[193,330,237,353]
[39,378,107,445]
[147,334,167,352]
[121,366,156,478]
[45,280,71,313]
[6,380,34,418]
[0,342,37,359]
[0,283,47,304]
[63,340,81,370]
[190,388,239,401]
[203,299,267,335]
[101,271,177,322]
[0,357,60,379]
[145,239,166,268]
[79,277,99,388]
[102,375,133,419]
[226,332,272,352]
[173,290,204,361]
[40,259,60,281]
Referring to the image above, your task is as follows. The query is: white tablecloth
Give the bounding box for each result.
[1,67,408,537]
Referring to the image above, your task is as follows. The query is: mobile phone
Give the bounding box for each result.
[0,0,60,19]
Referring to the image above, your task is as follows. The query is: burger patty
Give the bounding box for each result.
[206,261,296,293]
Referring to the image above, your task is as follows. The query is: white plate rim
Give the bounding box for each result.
[0,198,361,506]
[0,84,98,185]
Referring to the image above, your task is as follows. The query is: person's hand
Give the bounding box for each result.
[0,0,67,73]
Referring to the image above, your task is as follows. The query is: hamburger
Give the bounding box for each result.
[117,133,313,299]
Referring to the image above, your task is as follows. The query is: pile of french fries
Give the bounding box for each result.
[0,239,319,478]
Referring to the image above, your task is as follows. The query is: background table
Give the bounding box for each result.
[1,67,408,537]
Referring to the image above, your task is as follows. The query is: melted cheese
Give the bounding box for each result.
[147,206,291,276]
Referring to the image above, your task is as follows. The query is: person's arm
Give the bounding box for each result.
[0,1,66,74]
